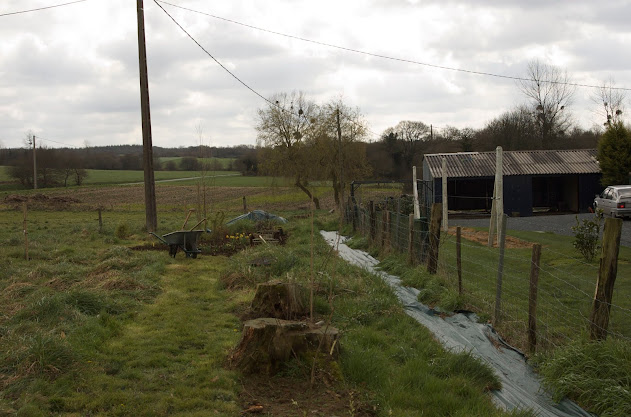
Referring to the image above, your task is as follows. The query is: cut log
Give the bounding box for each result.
[250,280,309,320]
[230,318,340,375]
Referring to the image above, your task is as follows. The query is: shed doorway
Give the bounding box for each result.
[532,175,579,213]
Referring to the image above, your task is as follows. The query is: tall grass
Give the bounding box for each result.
[535,339,631,417]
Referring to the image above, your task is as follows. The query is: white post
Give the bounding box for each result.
[442,157,448,232]
[413,166,420,219]
[496,146,504,241]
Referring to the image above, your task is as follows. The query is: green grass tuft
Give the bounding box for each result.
[536,339,631,416]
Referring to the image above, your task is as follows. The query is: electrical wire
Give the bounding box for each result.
[0,0,88,17]
[153,0,295,117]
[36,136,78,148]
[156,0,631,92]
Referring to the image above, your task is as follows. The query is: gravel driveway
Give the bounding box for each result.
[450,213,631,248]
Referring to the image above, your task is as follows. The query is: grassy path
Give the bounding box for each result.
[61,257,246,416]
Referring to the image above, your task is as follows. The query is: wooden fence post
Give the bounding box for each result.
[407,213,415,264]
[381,210,387,248]
[456,226,462,295]
[395,197,401,250]
[369,201,376,242]
[23,203,29,261]
[98,207,103,233]
[528,243,542,353]
[493,214,507,325]
[243,196,247,213]
[590,217,623,341]
[426,203,442,274]
[385,211,391,251]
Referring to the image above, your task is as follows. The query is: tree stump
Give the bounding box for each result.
[250,280,309,320]
[230,318,340,375]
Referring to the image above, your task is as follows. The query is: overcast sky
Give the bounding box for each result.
[1,0,630,150]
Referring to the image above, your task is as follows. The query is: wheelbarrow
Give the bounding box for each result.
[151,230,204,258]
[150,211,207,258]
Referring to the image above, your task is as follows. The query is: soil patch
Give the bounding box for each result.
[239,374,376,417]
[448,226,533,249]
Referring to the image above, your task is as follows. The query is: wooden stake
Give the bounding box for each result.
[494,214,507,325]
[590,217,623,340]
[395,198,401,250]
[456,226,462,295]
[310,195,315,323]
[426,203,442,274]
[407,213,415,265]
[528,243,542,353]
[23,203,29,261]
[385,210,391,251]
[243,196,247,213]
[488,181,496,247]
[369,200,376,242]
[495,146,504,241]
[442,157,448,232]
[413,166,420,219]
[98,207,103,233]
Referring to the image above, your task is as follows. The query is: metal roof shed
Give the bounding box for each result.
[422,149,602,217]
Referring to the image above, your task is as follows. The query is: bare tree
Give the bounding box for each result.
[310,98,371,206]
[519,60,575,146]
[256,91,322,207]
[592,79,626,128]
[394,120,430,168]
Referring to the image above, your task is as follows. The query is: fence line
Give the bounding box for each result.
[346,199,631,352]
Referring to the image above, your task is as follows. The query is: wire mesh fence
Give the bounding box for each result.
[345,192,631,353]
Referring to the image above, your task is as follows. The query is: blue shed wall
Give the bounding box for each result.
[504,176,533,217]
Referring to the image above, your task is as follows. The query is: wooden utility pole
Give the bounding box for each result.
[590,217,623,340]
[137,0,157,232]
[528,243,542,353]
[32,135,37,190]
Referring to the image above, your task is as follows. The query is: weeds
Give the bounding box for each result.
[536,339,631,417]
[571,210,603,261]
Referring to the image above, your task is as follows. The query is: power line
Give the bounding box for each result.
[156,0,631,92]
[0,0,89,18]
[153,0,277,110]
[36,136,78,148]
[153,0,310,125]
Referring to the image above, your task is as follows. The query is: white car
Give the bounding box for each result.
[594,185,631,219]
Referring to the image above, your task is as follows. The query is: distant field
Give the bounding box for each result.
[159,156,235,169]
[0,166,315,191]
[0,166,11,182]
[83,169,240,185]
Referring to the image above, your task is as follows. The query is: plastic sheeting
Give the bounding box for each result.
[320,231,593,417]
[226,210,288,225]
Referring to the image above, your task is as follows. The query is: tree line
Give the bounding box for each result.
[3,60,629,191]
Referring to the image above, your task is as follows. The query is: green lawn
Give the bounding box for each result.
[0,203,526,416]
[357,219,631,417]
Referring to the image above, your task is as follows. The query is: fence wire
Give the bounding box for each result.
[346,199,631,353]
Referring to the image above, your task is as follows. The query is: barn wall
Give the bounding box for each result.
[504,176,533,217]
[579,174,603,212]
